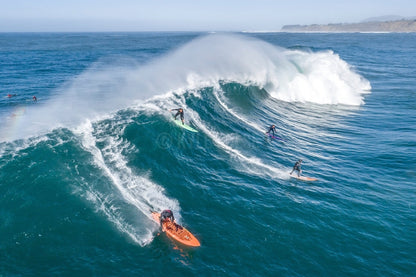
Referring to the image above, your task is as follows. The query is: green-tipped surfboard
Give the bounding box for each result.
[173,119,198,132]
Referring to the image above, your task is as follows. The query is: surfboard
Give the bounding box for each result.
[266,133,285,141]
[173,118,198,132]
[151,212,200,247]
[290,173,317,181]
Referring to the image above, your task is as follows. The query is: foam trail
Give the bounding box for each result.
[213,88,265,133]
[73,120,179,246]
[182,107,290,180]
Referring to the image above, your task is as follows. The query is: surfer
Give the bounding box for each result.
[266,125,277,136]
[32,96,37,102]
[159,209,175,228]
[7,94,17,98]
[290,159,303,177]
[170,108,184,124]
[160,209,182,232]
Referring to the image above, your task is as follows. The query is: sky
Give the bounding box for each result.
[0,0,415,32]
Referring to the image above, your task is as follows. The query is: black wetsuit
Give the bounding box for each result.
[290,161,302,177]
[266,125,276,136]
[160,210,175,227]
[172,108,184,122]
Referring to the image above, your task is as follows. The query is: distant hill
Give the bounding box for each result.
[281,18,416,32]
[361,15,405,22]
[361,15,416,22]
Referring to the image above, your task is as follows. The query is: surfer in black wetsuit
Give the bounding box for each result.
[170,108,184,124]
[160,209,175,227]
[266,125,276,136]
[290,159,303,177]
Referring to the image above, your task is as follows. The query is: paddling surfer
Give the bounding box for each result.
[160,209,175,227]
[290,159,303,177]
[170,108,184,125]
[159,209,182,232]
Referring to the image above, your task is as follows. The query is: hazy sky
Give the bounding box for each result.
[1,0,415,32]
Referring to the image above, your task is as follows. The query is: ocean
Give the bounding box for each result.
[0,32,415,276]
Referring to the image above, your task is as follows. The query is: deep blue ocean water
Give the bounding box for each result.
[0,32,415,276]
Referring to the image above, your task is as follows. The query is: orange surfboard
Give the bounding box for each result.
[152,212,200,247]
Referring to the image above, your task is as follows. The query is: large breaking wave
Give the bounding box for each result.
[1,33,370,142]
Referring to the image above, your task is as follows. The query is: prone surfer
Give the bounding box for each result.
[170,108,184,125]
[160,209,182,232]
[290,159,303,177]
[160,209,175,227]
[266,124,277,136]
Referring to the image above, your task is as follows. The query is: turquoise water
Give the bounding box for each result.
[0,32,415,276]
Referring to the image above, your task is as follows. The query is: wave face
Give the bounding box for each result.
[0,33,415,276]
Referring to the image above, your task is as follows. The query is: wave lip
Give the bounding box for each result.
[153,33,371,106]
[270,49,371,105]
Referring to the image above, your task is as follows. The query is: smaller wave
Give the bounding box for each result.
[0,133,49,163]
[73,120,179,246]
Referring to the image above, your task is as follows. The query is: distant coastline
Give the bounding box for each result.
[281,19,416,33]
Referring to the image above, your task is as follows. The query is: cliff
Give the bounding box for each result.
[281,19,416,32]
